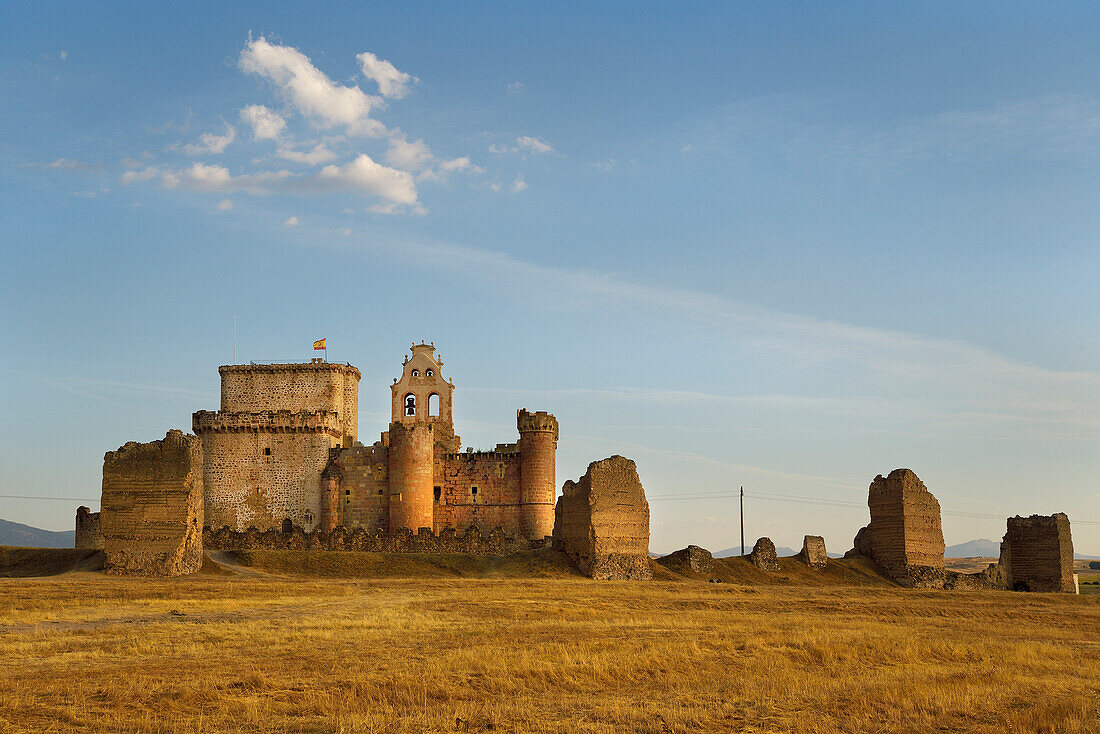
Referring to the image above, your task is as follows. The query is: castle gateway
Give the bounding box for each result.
[193,343,558,540]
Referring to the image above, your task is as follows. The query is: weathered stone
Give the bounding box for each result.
[100,430,204,577]
[656,545,714,575]
[850,468,945,588]
[74,506,103,550]
[798,535,828,568]
[1000,514,1075,593]
[552,455,651,580]
[749,537,781,571]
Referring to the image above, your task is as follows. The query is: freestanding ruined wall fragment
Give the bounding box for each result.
[552,455,651,580]
[100,430,204,576]
[850,468,945,588]
[74,506,103,549]
[799,535,828,568]
[656,545,714,575]
[750,537,781,571]
[1000,514,1075,593]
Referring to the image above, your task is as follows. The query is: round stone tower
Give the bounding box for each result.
[517,409,558,540]
[387,420,435,533]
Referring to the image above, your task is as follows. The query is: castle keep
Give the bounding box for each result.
[193,343,557,540]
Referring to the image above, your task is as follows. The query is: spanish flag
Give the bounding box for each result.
[313,338,326,350]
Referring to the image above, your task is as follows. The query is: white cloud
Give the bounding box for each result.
[507,81,524,94]
[217,198,233,211]
[339,227,352,236]
[516,135,553,154]
[284,216,299,227]
[595,159,616,171]
[46,158,96,170]
[59,50,67,60]
[385,136,433,171]
[239,104,286,140]
[511,174,527,193]
[367,201,427,216]
[309,154,418,202]
[240,37,384,136]
[356,51,417,99]
[182,124,236,155]
[489,182,502,192]
[276,143,337,165]
[119,167,159,184]
[488,143,510,155]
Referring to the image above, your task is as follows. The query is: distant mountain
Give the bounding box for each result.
[0,518,74,548]
[945,539,1000,558]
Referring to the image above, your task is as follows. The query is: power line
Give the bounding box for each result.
[649,489,1100,526]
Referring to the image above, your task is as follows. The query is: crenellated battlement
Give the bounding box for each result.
[219,361,361,379]
[192,410,343,438]
[517,409,558,439]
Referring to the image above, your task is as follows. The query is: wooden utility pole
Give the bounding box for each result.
[740,485,745,556]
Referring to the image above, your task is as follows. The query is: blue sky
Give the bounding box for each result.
[2,2,1099,554]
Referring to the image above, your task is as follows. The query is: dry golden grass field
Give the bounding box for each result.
[1,549,1098,734]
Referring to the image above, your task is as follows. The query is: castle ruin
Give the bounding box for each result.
[850,468,946,588]
[999,513,1075,593]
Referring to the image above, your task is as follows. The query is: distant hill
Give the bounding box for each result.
[946,537,1098,560]
[0,519,74,549]
[945,539,1000,558]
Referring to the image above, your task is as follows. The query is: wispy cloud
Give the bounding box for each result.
[685,93,1100,172]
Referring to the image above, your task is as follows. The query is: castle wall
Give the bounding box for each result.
[553,455,651,580]
[219,362,359,445]
[1001,513,1075,593]
[437,450,524,533]
[328,443,390,531]
[74,506,103,550]
[100,430,204,576]
[853,468,945,588]
[195,421,335,532]
[387,422,434,532]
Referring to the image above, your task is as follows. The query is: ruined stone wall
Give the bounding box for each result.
[552,455,651,580]
[656,545,713,575]
[219,362,360,444]
[205,524,548,555]
[100,430,204,576]
[799,535,828,568]
[1002,514,1075,593]
[853,468,944,587]
[437,450,525,534]
[517,409,558,540]
[74,506,103,550]
[195,421,335,532]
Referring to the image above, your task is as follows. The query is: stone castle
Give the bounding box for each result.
[76,342,653,579]
[191,343,557,539]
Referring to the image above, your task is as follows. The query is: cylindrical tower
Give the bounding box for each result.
[319,476,339,532]
[517,409,558,540]
[387,421,434,533]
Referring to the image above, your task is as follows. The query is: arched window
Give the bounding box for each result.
[411,369,419,377]
[404,393,416,416]
[428,393,440,417]
[426,368,434,377]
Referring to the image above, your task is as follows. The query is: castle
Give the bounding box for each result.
[192,343,558,540]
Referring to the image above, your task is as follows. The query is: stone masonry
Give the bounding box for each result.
[851,468,945,588]
[750,537,781,571]
[74,506,103,550]
[799,535,828,568]
[553,455,651,580]
[1000,513,1075,593]
[656,545,714,575]
[100,430,204,576]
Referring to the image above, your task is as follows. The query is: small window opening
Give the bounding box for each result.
[411,368,420,377]
[404,393,416,416]
[471,486,478,503]
[345,490,350,496]
[264,447,271,456]
[377,488,383,495]
[434,486,441,502]
[426,368,434,377]
[428,393,440,417]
